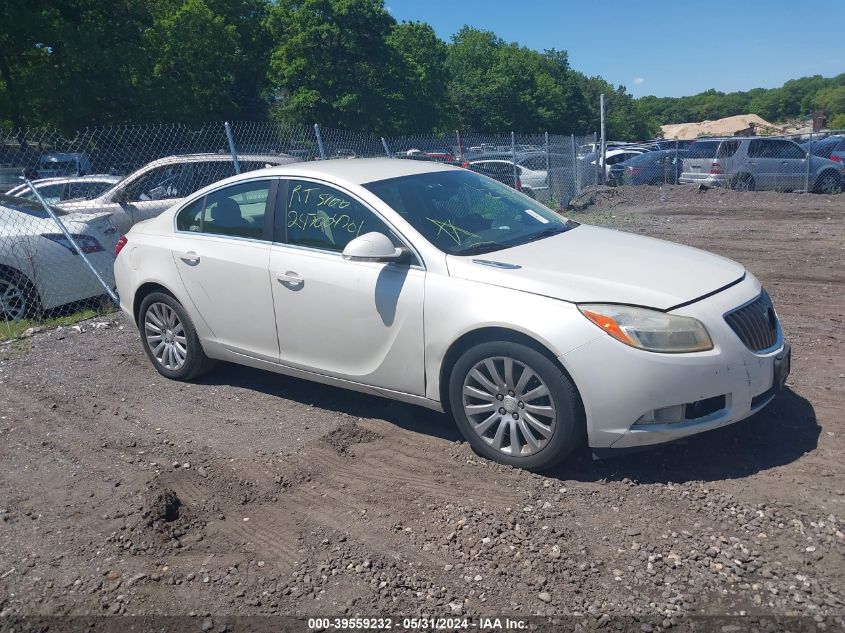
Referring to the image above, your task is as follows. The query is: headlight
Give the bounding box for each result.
[578,304,713,353]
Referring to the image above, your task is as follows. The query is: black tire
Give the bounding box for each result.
[813,170,841,194]
[649,177,664,186]
[138,291,216,380]
[731,173,755,192]
[521,187,536,199]
[448,341,585,470]
[0,270,40,322]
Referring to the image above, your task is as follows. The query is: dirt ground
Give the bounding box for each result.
[0,185,843,631]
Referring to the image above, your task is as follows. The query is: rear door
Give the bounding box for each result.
[170,178,280,361]
[747,139,805,190]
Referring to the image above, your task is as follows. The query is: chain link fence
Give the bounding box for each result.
[0,120,841,339]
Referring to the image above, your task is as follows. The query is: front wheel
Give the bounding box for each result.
[448,341,584,470]
[138,292,216,380]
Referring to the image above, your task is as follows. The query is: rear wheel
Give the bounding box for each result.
[139,292,216,380]
[0,272,38,321]
[731,173,755,191]
[449,341,584,470]
[813,170,841,194]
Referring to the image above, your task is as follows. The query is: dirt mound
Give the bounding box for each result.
[144,487,181,524]
[321,421,382,455]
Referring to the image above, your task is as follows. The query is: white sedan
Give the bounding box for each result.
[114,158,790,469]
[0,195,119,320]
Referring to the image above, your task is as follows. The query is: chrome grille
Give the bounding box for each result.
[725,290,779,352]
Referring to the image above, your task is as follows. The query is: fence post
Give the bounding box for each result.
[224,121,241,175]
[544,132,551,203]
[571,134,580,195]
[599,93,606,185]
[380,137,392,158]
[805,131,812,192]
[673,138,679,186]
[26,176,118,304]
[511,131,518,191]
[455,130,464,163]
[314,123,326,160]
[594,132,600,186]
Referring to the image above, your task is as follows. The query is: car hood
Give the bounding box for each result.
[445,225,745,310]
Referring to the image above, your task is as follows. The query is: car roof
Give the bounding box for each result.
[184,158,458,201]
[251,157,456,184]
[25,174,122,186]
[136,152,299,171]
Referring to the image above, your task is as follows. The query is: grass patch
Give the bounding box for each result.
[0,308,101,342]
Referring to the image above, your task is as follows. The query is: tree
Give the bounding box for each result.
[446,27,590,134]
[385,21,454,133]
[266,0,400,133]
[815,86,845,118]
[140,0,242,122]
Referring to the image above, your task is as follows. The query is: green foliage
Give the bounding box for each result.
[8,0,837,141]
[829,113,845,130]
[639,74,845,127]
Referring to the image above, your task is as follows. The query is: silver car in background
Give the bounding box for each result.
[7,175,121,204]
[680,137,844,193]
[58,153,300,233]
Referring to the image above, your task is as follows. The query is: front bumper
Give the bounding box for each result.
[560,275,790,449]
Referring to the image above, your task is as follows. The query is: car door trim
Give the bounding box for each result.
[221,347,443,412]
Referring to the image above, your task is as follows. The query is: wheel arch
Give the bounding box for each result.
[438,326,585,418]
[813,168,841,193]
[133,281,177,326]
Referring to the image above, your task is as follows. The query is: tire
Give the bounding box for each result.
[649,177,664,186]
[813,170,841,194]
[138,291,216,380]
[521,187,536,199]
[448,341,585,470]
[0,271,39,322]
[731,173,755,192]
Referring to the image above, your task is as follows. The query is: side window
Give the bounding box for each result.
[748,140,767,158]
[36,183,67,204]
[202,180,270,239]
[176,197,205,232]
[67,181,109,200]
[284,180,394,252]
[778,141,806,159]
[717,141,739,157]
[187,161,238,194]
[126,165,186,201]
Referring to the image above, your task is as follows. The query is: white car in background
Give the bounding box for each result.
[469,155,550,200]
[7,175,121,204]
[115,158,790,469]
[583,147,652,181]
[0,195,119,320]
[58,153,299,233]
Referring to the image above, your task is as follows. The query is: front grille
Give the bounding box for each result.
[725,290,779,352]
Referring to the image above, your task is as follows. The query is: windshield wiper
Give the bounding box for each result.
[518,226,568,245]
[456,241,505,256]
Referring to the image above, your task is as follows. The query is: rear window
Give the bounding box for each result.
[686,141,720,159]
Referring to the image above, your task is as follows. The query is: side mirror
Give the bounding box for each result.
[342,232,404,262]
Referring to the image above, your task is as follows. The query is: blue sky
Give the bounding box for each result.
[387,0,845,98]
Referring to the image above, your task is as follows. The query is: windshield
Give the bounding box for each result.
[364,169,575,256]
[0,193,67,218]
[38,160,79,175]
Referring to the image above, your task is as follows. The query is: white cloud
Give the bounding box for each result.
[633,77,646,85]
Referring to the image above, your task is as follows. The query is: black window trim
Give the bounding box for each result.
[172,176,279,243]
[271,176,424,269]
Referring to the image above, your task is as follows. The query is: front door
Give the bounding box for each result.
[269,178,426,395]
[170,178,279,361]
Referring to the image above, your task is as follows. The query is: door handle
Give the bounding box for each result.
[276,271,304,287]
[178,251,200,265]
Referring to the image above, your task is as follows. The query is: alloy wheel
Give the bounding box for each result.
[461,356,556,457]
[0,278,28,321]
[144,302,188,370]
